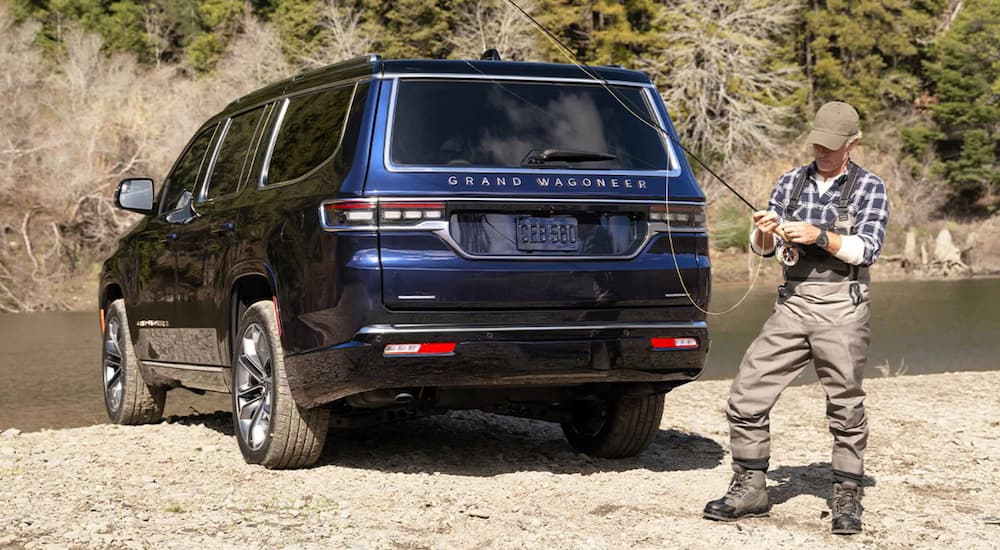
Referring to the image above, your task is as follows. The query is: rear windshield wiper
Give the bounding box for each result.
[521,148,617,167]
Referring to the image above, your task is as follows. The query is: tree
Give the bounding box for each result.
[300,0,373,67]
[802,0,948,114]
[358,0,455,59]
[638,0,802,168]
[918,0,1000,209]
[448,0,542,61]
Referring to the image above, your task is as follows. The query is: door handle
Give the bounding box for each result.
[160,232,178,244]
[211,222,235,235]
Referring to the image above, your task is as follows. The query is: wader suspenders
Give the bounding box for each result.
[784,166,812,222]
[838,162,863,280]
[783,162,866,281]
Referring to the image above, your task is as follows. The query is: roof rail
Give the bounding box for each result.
[227,54,382,108]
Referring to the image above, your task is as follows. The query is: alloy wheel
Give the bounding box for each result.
[235,323,273,451]
[102,317,125,413]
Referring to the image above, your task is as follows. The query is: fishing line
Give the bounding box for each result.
[502,0,758,211]
[502,0,768,315]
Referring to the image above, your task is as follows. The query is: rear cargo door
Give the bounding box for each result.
[368,76,707,311]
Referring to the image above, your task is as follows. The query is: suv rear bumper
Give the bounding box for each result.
[283,321,708,407]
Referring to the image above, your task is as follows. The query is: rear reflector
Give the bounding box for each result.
[383,342,457,356]
[650,337,699,350]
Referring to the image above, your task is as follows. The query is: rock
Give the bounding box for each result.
[904,230,918,264]
[934,228,962,263]
[1,428,21,438]
[920,241,929,265]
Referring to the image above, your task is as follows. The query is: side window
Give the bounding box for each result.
[161,124,217,214]
[267,84,355,185]
[204,106,266,199]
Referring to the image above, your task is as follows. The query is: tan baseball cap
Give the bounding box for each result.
[805,101,860,150]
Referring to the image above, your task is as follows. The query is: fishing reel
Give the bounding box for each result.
[776,243,802,266]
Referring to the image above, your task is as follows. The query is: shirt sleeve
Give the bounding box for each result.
[748,173,791,257]
[749,228,777,256]
[852,174,889,266]
[833,235,866,265]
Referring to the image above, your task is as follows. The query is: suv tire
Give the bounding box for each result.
[231,301,329,469]
[561,392,664,458]
[102,299,166,424]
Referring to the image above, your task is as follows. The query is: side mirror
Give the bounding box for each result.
[115,178,155,215]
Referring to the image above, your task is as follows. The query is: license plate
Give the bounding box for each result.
[516,216,579,251]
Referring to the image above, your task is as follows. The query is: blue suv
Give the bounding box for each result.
[100,55,710,468]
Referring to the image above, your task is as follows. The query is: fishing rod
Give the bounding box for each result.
[499,0,770,315]
[501,0,760,213]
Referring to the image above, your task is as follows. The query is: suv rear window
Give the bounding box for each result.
[205,106,266,199]
[389,80,671,171]
[267,84,355,184]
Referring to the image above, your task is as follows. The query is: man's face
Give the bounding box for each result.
[812,140,855,175]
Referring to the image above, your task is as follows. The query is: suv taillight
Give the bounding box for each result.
[379,201,445,225]
[320,199,378,230]
[648,203,706,231]
[320,199,447,231]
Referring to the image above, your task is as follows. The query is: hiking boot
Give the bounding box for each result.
[831,480,863,535]
[703,465,769,521]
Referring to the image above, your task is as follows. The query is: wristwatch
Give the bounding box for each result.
[816,228,829,248]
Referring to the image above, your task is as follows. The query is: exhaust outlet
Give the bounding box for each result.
[346,389,416,408]
[394,392,414,404]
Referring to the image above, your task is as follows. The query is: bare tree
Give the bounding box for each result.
[214,15,293,95]
[298,0,374,68]
[448,0,542,61]
[639,0,801,172]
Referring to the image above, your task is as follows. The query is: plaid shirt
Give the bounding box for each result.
[768,161,889,266]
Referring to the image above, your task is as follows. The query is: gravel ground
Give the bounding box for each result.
[1,371,998,549]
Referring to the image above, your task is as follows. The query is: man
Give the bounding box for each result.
[703,101,888,535]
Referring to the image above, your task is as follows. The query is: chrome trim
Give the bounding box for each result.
[358,321,708,335]
[663,293,689,298]
[258,98,289,188]
[398,295,437,300]
[243,103,276,190]
[381,77,681,177]
[318,196,707,259]
[377,72,654,88]
[257,81,358,189]
[367,196,703,205]
[197,117,231,203]
[642,87,682,173]
[200,105,273,203]
[228,75,372,122]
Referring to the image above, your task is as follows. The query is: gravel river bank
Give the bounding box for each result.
[1,371,997,549]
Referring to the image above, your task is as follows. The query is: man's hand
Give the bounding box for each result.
[753,210,781,235]
[779,221,821,245]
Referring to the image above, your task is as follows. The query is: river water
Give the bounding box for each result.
[1,278,997,432]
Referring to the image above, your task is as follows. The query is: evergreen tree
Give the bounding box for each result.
[359,0,455,59]
[919,0,1000,208]
[590,0,659,66]
[534,0,592,61]
[802,0,948,114]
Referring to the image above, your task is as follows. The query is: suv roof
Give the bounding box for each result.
[225,55,654,116]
